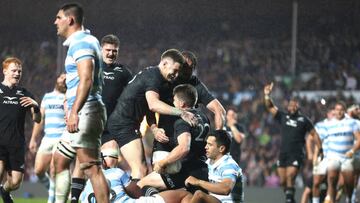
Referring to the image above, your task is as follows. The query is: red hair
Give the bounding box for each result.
[2,57,22,70]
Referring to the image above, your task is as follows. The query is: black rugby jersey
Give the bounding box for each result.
[274,111,314,154]
[107,66,167,130]
[153,75,215,152]
[102,63,132,118]
[173,108,210,168]
[0,83,35,146]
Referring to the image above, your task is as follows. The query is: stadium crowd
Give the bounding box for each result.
[0,28,358,189]
[0,28,360,186]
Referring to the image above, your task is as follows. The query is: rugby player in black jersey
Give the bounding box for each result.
[107,49,197,181]
[100,34,132,168]
[264,82,322,203]
[137,84,210,195]
[0,57,41,203]
[151,51,225,166]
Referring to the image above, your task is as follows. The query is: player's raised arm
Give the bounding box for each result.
[263,82,278,116]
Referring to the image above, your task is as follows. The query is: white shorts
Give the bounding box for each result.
[61,101,106,149]
[152,151,182,174]
[38,137,61,154]
[135,195,165,203]
[313,157,328,175]
[327,157,354,172]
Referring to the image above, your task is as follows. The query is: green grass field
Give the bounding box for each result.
[14,198,47,203]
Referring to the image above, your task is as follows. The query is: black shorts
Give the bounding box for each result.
[277,153,304,168]
[0,145,25,172]
[101,129,113,145]
[161,164,208,194]
[113,127,142,148]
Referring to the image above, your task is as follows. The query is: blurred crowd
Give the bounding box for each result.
[1,28,359,187]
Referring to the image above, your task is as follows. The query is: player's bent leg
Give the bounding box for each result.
[190,190,221,203]
[157,189,192,203]
[77,147,109,203]
[285,166,298,203]
[101,140,120,169]
[5,171,23,191]
[327,169,340,202]
[34,152,53,188]
[312,175,325,203]
[137,171,167,190]
[277,167,287,188]
[120,138,147,179]
[342,170,355,201]
[53,142,75,203]
[71,157,86,203]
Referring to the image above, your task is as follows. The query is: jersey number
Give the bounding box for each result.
[195,123,210,141]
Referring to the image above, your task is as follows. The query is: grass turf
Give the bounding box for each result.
[14,198,47,203]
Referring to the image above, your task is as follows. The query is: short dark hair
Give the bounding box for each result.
[335,100,347,110]
[60,3,84,25]
[207,130,231,154]
[182,50,197,71]
[173,84,198,107]
[101,34,120,47]
[161,49,185,66]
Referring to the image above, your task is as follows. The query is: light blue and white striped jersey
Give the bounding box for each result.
[314,118,333,158]
[41,91,66,138]
[80,168,136,203]
[206,154,244,203]
[326,117,360,159]
[63,30,103,111]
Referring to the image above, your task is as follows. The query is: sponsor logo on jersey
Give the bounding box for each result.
[297,117,305,122]
[3,96,18,104]
[286,119,298,127]
[113,67,123,72]
[16,90,24,96]
[48,104,64,109]
[103,71,115,80]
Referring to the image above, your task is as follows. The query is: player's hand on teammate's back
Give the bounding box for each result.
[67,111,79,133]
[181,111,198,126]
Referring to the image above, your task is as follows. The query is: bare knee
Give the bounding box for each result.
[8,178,22,190]
[193,190,206,200]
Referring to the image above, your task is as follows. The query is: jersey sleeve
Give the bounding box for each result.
[194,77,215,106]
[174,119,191,139]
[274,110,284,123]
[69,40,96,62]
[220,164,240,183]
[305,117,315,132]
[144,68,163,93]
[124,66,133,83]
